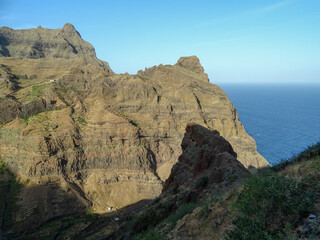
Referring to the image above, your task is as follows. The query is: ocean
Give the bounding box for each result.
[219,84,320,166]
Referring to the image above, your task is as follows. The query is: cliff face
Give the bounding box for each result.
[112,123,250,240]
[0,24,268,231]
[0,23,113,71]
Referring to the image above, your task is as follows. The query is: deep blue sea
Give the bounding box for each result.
[219,84,320,166]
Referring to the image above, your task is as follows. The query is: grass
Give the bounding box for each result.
[226,174,315,240]
[272,142,320,172]
[77,116,87,125]
[0,158,6,173]
[31,83,49,97]
[24,83,50,101]
[133,227,165,240]
[85,208,96,222]
[86,208,95,215]
[165,202,196,224]
[227,142,320,240]
[23,116,29,123]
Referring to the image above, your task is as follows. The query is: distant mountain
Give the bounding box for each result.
[0,23,113,72]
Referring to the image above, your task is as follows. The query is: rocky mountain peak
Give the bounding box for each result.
[163,123,250,193]
[176,56,203,73]
[0,23,113,72]
[59,23,81,37]
[176,56,209,82]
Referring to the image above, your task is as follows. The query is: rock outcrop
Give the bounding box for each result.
[0,23,113,72]
[111,123,250,240]
[0,24,268,232]
[163,123,250,193]
[0,64,19,96]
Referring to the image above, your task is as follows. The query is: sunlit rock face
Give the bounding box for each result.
[0,23,268,231]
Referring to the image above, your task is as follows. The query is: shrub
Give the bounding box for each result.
[77,117,87,125]
[23,116,29,123]
[0,158,6,173]
[195,176,209,188]
[127,200,174,235]
[226,174,314,240]
[133,227,164,240]
[165,202,196,224]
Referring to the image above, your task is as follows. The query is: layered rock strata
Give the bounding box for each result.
[112,123,251,240]
[0,23,268,231]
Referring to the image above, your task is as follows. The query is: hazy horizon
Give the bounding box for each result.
[1,0,319,85]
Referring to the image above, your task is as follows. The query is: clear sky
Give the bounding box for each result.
[0,0,319,84]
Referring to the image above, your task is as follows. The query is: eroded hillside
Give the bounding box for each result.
[0,23,268,232]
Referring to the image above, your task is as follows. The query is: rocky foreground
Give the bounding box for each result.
[0,23,268,233]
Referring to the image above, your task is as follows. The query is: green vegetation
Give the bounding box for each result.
[0,158,6,173]
[77,116,87,125]
[227,142,320,240]
[125,145,319,240]
[133,228,165,240]
[25,82,50,101]
[86,208,95,215]
[23,116,29,123]
[273,142,320,172]
[165,202,196,224]
[199,193,222,217]
[85,208,95,222]
[31,83,49,98]
[19,107,64,129]
[226,174,314,240]
[128,200,197,239]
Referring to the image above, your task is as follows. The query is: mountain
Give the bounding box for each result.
[110,129,320,240]
[0,23,113,71]
[0,23,268,233]
[111,123,251,240]
[2,125,319,239]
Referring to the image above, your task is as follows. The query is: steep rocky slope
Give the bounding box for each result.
[112,123,250,240]
[0,23,113,71]
[112,137,319,240]
[3,131,317,240]
[0,23,268,232]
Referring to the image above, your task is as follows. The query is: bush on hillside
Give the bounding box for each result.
[226,174,314,240]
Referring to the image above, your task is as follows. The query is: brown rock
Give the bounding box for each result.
[111,123,250,240]
[176,56,208,81]
[0,23,113,72]
[0,24,268,231]
[163,123,250,193]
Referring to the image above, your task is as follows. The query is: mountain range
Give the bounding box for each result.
[0,23,275,238]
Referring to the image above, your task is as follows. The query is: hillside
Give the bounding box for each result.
[2,126,318,240]
[107,130,320,240]
[5,22,318,240]
[0,23,270,234]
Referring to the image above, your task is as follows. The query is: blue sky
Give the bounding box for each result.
[0,0,319,84]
